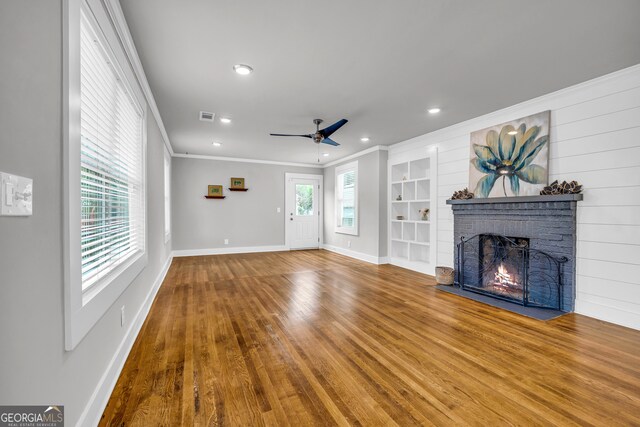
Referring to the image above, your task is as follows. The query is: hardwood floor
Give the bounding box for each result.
[101,250,640,426]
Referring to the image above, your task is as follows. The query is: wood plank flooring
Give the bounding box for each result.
[100,250,640,426]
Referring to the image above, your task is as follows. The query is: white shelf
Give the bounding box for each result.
[410,158,429,180]
[391,240,409,259]
[393,239,430,245]
[391,178,430,185]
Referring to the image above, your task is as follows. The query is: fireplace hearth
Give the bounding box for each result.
[446,194,582,313]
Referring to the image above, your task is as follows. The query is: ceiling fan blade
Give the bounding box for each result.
[270,133,313,138]
[321,137,340,147]
[319,119,348,138]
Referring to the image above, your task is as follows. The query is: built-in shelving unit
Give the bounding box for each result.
[388,148,437,275]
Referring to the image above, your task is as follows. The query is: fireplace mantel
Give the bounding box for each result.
[446,194,583,205]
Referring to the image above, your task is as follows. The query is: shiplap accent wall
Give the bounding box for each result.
[389,65,640,330]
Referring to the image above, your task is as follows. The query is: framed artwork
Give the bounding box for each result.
[207,185,223,197]
[230,177,245,189]
[469,110,550,198]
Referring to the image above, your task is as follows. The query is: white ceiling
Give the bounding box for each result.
[120,0,640,165]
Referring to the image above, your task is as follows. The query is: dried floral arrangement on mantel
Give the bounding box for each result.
[450,188,474,200]
[539,180,583,195]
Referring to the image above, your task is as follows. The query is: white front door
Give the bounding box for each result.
[287,177,320,249]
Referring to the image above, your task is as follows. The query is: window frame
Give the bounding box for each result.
[334,161,359,236]
[164,146,171,243]
[63,0,148,351]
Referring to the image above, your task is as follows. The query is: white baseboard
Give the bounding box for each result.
[77,254,174,427]
[321,244,388,265]
[575,299,640,331]
[173,245,288,257]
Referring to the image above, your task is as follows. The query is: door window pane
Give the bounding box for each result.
[295,184,314,216]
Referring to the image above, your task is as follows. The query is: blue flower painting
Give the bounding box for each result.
[469,111,550,198]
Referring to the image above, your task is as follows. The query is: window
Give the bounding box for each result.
[335,161,358,235]
[80,12,145,291]
[164,147,171,241]
[64,2,148,350]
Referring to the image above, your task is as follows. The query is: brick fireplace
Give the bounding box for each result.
[446,194,582,312]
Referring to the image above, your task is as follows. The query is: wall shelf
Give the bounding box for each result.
[228,188,249,192]
[204,195,226,199]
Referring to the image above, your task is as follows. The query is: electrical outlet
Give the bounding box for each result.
[224,239,229,245]
[347,240,351,248]
[120,306,125,327]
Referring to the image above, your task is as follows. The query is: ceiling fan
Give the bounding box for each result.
[270,118,348,146]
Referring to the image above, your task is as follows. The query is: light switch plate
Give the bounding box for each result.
[1,172,33,216]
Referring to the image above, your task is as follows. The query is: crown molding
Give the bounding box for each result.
[102,0,174,155]
[322,145,389,168]
[172,153,324,168]
[173,145,390,169]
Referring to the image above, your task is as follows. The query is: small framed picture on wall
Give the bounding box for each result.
[230,177,245,189]
[208,185,223,197]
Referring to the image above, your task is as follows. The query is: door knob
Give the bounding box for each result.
[290,218,293,221]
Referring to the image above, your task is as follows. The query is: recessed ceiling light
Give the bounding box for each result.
[212,142,222,147]
[360,137,370,143]
[507,130,518,135]
[220,117,232,124]
[428,108,441,114]
[233,64,253,75]
[322,153,330,157]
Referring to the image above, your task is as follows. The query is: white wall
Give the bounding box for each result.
[390,65,640,330]
[171,156,322,253]
[0,1,172,425]
[323,148,388,262]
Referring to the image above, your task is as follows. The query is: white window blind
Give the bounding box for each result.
[335,161,358,235]
[80,14,145,291]
[338,171,355,226]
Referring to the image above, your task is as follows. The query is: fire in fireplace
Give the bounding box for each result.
[478,235,528,303]
[456,233,566,310]
[493,263,518,292]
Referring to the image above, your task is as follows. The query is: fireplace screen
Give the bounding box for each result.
[456,234,567,310]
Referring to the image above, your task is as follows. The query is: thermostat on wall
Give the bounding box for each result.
[1,172,33,216]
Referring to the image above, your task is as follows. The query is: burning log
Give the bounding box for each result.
[540,180,583,195]
[451,188,474,200]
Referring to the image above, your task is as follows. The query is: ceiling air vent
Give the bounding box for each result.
[199,111,215,122]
